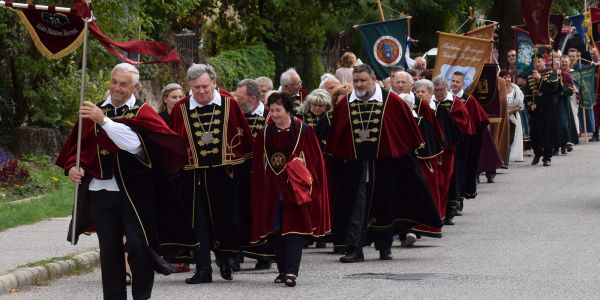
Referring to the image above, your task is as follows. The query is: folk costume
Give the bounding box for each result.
[168,90,254,278]
[435,91,471,223]
[525,69,561,163]
[250,116,330,276]
[327,85,441,258]
[409,97,445,238]
[300,110,331,152]
[57,96,197,299]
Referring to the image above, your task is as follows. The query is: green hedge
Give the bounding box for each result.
[207,43,275,91]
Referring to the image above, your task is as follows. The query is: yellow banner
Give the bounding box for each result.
[433,32,493,95]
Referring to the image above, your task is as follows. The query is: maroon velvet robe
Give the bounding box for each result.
[251,117,330,243]
[437,98,471,220]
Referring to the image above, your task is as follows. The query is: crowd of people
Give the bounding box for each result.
[56,44,595,298]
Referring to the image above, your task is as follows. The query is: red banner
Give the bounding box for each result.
[521,0,553,46]
[13,6,85,59]
[7,0,180,64]
[590,7,600,54]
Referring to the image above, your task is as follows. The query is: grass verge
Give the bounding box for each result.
[0,184,73,232]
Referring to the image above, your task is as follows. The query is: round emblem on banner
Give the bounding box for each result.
[373,35,403,67]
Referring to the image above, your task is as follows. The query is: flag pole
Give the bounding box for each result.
[71,9,91,246]
[376,0,385,21]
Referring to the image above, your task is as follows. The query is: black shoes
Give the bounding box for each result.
[219,258,234,280]
[444,217,455,225]
[284,275,297,287]
[588,136,599,142]
[339,249,364,263]
[542,159,551,167]
[254,260,272,270]
[379,249,393,260]
[560,147,567,155]
[531,155,541,165]
[274,273,286,283]
[185,269,213,284]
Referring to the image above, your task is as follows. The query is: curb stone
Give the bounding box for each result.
[0,249,100,294]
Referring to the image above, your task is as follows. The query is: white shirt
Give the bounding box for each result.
[251,102,265,116]
[349,84,383,102]
[89,94,142,192]
[189,90,222,110]
[453,89,465,98]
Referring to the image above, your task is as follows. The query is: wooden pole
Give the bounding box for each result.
[376,0,385,21]
[583,107,589,143]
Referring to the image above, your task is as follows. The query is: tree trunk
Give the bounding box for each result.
[11,127,66,157]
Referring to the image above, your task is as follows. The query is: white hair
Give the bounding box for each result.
[319,76,340,89]
[320,73,335,82]
[414,79,434,93]
[112,63,140,85]
[394,71,413,85]
[296,88,331,115]
[280,68,299,87]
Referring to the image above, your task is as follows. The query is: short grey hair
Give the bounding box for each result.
[112,63,140,85]
[319,76,340,89]
[414,79,434,94]
[255,76,273,90]
[320,73,335,82]
[432,75,448,87]
[353,64,375,76]
[394,71,414,85]
[280,68,299,87]
[237,79,261,100]
[187,63,217,81]
[296,88,331,115]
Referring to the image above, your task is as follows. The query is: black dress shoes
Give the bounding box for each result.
[379,249,393,260]
[444,217,455,225]
[531,155,541,165]
[542,159,551,167]
[219,259,234,280]
[339,249,364,263]
[254,259,272,270]
[185,270,213,284]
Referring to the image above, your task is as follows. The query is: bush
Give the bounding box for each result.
[0,159,30,188]
[207,43,276,91]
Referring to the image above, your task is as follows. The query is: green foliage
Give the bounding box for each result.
[207,44,276,91]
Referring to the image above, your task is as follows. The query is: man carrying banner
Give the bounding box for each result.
[525,58,561,166]
[168,64,255,283]
[327,64,441,263]
[56,63,197,299]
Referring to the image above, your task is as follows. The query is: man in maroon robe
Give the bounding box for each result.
[433,75,472,225]
[56,63,196,299]
[168,64,254,284]
[327,64,441,263]
[449,71,490,220]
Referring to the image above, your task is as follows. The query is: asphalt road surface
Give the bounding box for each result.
[7,142,600,299]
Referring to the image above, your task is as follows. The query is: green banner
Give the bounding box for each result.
[356,18,408,80]
[571,65,597,107]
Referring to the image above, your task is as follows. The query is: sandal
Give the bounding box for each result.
[274,273,286,283]
[284,274,296,287]
[125,272,132,286]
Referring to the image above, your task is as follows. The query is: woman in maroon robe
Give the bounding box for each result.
[250,92,330,287]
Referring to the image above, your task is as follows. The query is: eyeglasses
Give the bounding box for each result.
[507,54,516,57]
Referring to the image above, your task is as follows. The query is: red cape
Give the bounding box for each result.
[462,95,490,134]
[56,102,187,177]
[251,117,331,242]
[327,90,424,159]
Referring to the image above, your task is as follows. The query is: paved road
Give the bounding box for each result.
[6,142,600,299]
[0,218,97,275]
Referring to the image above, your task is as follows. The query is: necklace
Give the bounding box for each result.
[195,104,217,145]
[356,100,376,141]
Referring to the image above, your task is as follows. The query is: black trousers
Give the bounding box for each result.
[89,191,154,300]
[533,146,553,161]
[271,235,303,276]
